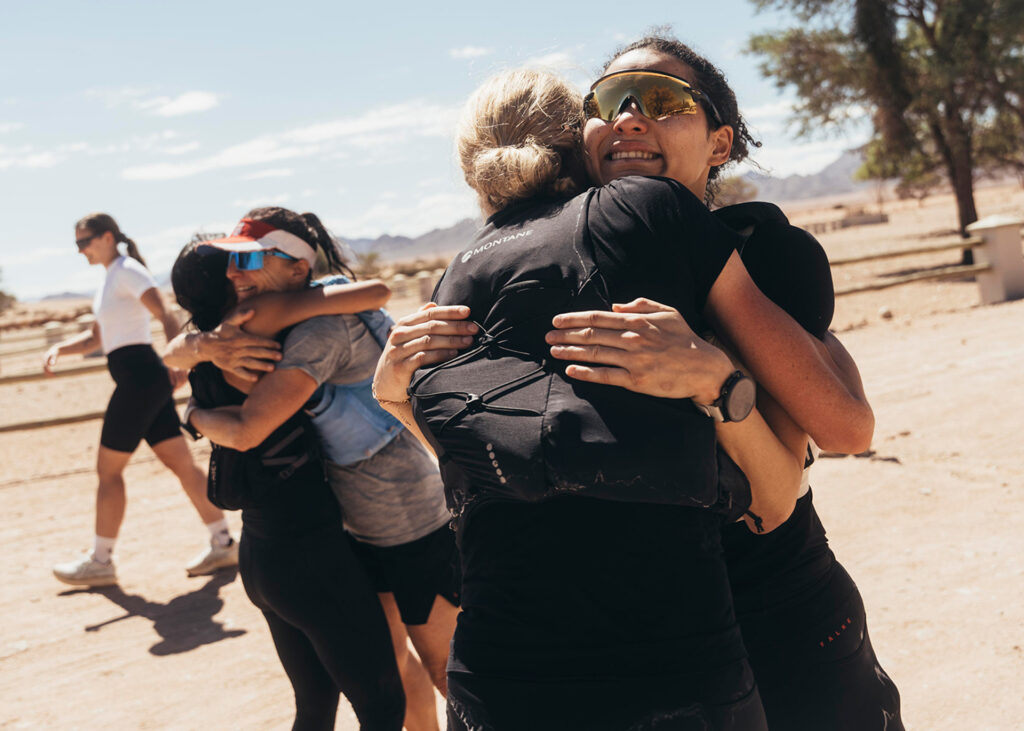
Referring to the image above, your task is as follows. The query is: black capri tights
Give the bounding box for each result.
[240,524,405,731]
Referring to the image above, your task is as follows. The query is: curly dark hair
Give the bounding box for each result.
[604,33,761,203]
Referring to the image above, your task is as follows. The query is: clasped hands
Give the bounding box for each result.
[372,298,732,406]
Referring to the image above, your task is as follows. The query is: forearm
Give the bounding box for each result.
[53,329,101,356]
[163,330,208,370]
[241,280,392,336]
[820,332,868,402]
[708,259,873,453]
[322,279,390,312]
[191,406,266,451]
[377,400,437,458]
[716,410,802,532]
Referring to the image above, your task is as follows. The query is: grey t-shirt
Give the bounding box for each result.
[277,314,449,547]
[278,314,380,386]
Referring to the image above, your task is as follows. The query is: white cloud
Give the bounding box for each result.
[122,100,462,181]
[138,91,220,117]
[83,87,218,117]
[0,122,23,134]
[743,100,796,121]
[0,145,64,170]
[450,46,491,60]
[284,101,460,144]
[122,137,321,181]
[522,51,578,72]
[241,168,294,180]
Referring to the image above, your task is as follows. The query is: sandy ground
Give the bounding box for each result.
[2,184,1023,729]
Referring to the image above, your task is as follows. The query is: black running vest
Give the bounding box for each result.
[410,186,735,531]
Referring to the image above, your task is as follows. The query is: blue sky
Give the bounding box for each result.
[0,0,865,300]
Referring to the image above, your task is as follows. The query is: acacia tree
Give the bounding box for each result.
[748,0,1024,251]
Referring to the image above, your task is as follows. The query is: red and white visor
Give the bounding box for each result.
[205,219,318,266]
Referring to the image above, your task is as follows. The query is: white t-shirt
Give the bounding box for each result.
[93,256,158,354]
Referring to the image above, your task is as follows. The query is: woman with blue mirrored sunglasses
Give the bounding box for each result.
[228,249,298,271]
[167,206,460,729]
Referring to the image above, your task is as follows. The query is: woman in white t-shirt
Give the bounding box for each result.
[46,213,236,587]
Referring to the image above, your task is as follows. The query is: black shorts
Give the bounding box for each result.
[739,565,903,730]
[101,345,181,453]
[348,524,461,625]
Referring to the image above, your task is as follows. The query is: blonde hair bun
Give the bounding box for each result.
[457,69,584,213]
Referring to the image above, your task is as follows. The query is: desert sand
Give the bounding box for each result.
[2,183,1023,729]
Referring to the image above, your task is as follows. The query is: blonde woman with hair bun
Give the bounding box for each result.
[373,66,869,729]
[456,69,585,216]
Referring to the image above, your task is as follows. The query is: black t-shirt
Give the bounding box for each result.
[189,362,340,537]
[713,202,838,614]
[423,177,746,678]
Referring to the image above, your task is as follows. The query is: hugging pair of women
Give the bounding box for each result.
[170,32,902,731]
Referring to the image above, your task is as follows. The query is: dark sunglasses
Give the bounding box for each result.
[75,234,98,250]
[228,249,298,271]
[584,70,724,128]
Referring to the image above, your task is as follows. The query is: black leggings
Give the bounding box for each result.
[739,565,903,731]
[239,523,405,731]
[101,345,181,452]
[446,664,768,731]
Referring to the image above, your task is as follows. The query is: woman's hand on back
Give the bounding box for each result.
[372,303,477,403]
[545,297,733,404]
[204,309,283,382]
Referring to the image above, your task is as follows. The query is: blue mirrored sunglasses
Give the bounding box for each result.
[228,250,297,271]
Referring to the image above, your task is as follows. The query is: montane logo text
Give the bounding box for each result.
[461,229,532,263]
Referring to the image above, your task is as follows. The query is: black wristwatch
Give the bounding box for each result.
[694,370,756,423]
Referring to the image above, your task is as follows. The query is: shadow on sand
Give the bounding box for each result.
[60,568,246,655]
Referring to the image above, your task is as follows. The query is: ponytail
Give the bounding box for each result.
[118,233,148,269]
[300,212,355,279]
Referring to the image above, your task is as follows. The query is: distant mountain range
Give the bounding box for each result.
[342,217,480,263]
[337,149,869,263]
[37,150,868,300]
[743,149,868,203]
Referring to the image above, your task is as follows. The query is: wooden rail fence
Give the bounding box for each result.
[832,215,1024,301]
[2,218,1021,434]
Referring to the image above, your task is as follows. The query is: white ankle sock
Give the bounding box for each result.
[206,518,232,547]
[92,535,116,563]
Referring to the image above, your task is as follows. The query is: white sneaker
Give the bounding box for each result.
[186,538,238,577]
[53,553,118,587]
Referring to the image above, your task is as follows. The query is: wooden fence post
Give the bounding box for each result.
[966,215,1024,304]
[43,321,64,345]
[416,271,435,302]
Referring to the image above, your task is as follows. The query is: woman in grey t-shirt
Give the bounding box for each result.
[179,207,459,717]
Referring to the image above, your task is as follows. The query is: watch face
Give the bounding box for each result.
[725,375,756,422]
